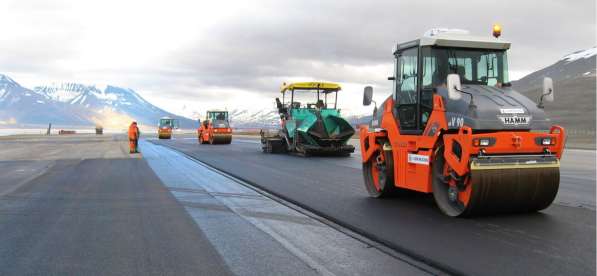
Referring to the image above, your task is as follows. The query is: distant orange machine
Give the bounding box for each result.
[158,117,178,139]
[198,110,232,144]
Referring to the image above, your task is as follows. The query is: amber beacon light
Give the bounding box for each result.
[492,24,502,38]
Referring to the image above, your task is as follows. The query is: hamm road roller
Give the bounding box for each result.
[360,27,566,217]
[261,82,355,156]
[198,110,232,144]
[158,117,179,139]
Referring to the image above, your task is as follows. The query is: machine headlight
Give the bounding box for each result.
[535,137,555,146]
[473,137,495,147]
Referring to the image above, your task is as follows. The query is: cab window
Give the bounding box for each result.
[396,48,418,105]
[394,47,419,131]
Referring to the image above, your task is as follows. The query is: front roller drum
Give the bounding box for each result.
[210,134,232,144]
[433,153,560,217]
[158,133,172,139]
[466,167,559,215]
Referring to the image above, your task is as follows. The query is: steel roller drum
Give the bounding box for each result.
[464,157,560,216]
[211,134,232,144]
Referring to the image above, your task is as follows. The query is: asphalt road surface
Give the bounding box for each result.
[154,136,596,276]
[0,136,232,275]
[0,135,431,275]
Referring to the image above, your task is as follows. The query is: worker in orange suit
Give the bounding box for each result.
[128,121,140,153]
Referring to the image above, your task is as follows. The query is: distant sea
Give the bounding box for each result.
[0,127,197,136]
[0,128,98,136]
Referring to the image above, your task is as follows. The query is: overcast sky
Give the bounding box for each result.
[0,0,595,117]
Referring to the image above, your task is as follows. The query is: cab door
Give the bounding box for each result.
[394,47,420,134]
[393,46,432,193]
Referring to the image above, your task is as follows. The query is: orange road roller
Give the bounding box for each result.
[359,27,566,217]
[198,110,232,144]
[158,117,178,139]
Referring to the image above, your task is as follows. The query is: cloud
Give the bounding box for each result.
[0,0,594,117]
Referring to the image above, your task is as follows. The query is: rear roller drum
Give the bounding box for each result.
[362,140,399,198]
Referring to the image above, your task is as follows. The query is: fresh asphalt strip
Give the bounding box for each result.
[141,141,440,275]
[150,138,596,276]
[152,140,465,275]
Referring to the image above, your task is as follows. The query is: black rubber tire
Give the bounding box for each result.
[262,140,272,153]
[431,144,469,217]
[362,140,398,198]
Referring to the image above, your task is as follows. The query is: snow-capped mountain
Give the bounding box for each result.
[228,108,280,128]
[0,75,90,126]
[512,47,596,145]
[0,74,195,128]
[215,107,368,129]
[513,46,596,92]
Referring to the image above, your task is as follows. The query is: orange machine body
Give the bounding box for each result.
[198,111,232,145]
[157,117,177,139]
[359,28,565,217]
[158,127,172,139]
[360,95,566,194]
[198,122,232,144]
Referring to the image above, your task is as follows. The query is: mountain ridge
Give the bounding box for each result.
[0,74,196,129]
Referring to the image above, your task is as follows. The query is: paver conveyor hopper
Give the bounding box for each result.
[261,82,355,156]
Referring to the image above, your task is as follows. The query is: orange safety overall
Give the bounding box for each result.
[128,122,139,153]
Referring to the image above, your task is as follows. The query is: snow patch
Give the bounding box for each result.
[561,47,597,63]
[43,88,80,102]
[0,74,17,85]
[92,90,118,101]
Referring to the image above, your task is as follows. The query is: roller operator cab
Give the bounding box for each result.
[261,82,355,156]
[360,27,565,217]
[198,110,232,144]
[158,117,179,139]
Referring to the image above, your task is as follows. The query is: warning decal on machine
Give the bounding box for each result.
[408,154,430,165]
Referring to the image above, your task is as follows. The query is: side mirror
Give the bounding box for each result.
[537,77,554,108]
[363,86,373,106]
[446,74,462,100]
[542,77,554,102]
